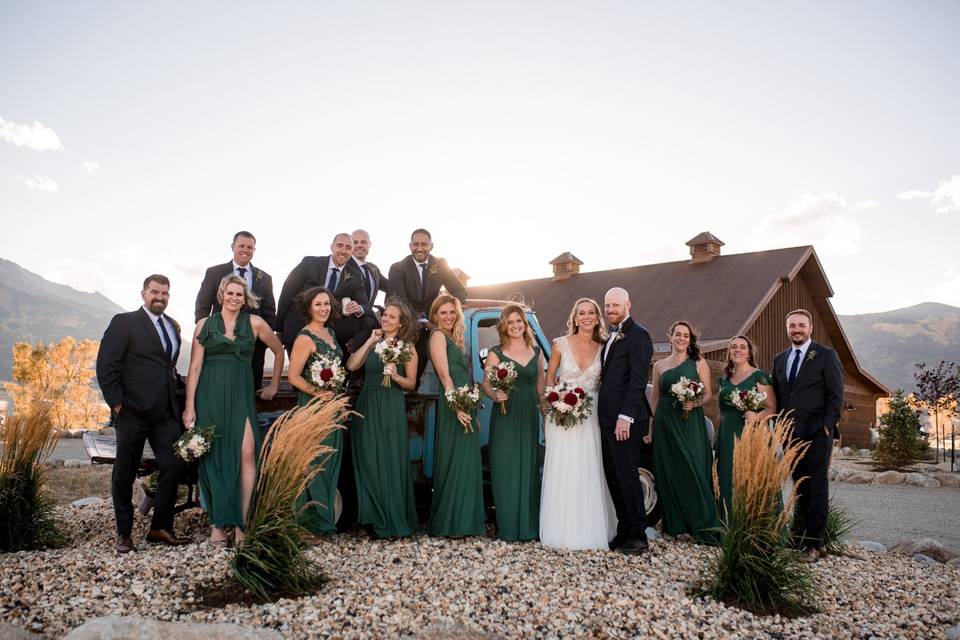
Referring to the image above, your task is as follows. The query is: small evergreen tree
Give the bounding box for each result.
[872,390,927,469]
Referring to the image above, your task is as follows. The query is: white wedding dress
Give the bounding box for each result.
[539,336,617,550]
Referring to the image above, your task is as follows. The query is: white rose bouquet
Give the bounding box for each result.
[670,376,705,420]
[374,337,413,387]
[445,383,482,433]
[174,425,216,462]
[544,382,592,429]
[305,352,346,393]
[729,387,767,413]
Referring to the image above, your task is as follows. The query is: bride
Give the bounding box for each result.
[539,298,617,550]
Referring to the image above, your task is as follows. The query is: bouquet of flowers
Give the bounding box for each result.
[729,386,767,414]
[544,382,592,429]
[305,352,346,393]
[374,337,413,387]
[445,383,482,433]
[486,360,518,414]
[174,425,216,462]
[670,376,705,420]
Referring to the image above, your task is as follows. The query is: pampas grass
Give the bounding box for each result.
[705,414,819,616]
[0,401,64,551]
[231,396,350,600]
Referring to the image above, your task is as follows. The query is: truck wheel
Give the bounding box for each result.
[638,466,660,527]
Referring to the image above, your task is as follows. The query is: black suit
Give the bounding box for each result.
[387,254,468,382]
[352,257,387,311]
[772,340,844,548]
[276,255,372,355]
[96,308,186,537]
[194,261,276,389]
[598,317,654,542]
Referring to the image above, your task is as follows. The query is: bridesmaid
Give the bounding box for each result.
[427,294,485,537]
[716,335,776,521]
[480,304,545,542]
[287,286,344,536]
[346,298,420,538]
[183,275,285,546]
[649,320,719,544]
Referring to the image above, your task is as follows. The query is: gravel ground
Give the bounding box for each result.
[1,504,958,639]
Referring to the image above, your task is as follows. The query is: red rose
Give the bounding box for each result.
[574,387,585,399]
[497,368,509,379]
[547,391,560,403]
[319,368,334,382]
[563,392,579,407]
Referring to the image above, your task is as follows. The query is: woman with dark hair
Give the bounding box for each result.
[649,320,718,543]
[480,304,545,541]
[346,298,420,538]
[427,294,485,537]
[287,286,344,535]
[183,275,285,546]
[716,335,776,519]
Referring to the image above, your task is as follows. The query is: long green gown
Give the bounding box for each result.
[488,345,541,541]
[428,333,485,537]
[351,345,418,537]
[296,328,343,536]
[716,369,773,521]
[196,312,259,529]
[651,358,719,544]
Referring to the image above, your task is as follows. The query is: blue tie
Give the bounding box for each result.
[328,267,339,293]
[787,348,801,386]
[157,317,173,362]
[361,264,372,298]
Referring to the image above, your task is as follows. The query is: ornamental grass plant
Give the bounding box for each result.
[231,396,349,600]
[705,414,819,616]
[0,401,64,551]
[790,498,856,556]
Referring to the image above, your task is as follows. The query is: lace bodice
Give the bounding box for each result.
[555,336,602,394]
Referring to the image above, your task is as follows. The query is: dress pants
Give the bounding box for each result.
[600,424,648,541]
[791,432,832,548]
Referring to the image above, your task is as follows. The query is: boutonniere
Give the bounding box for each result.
[341,270,353,282]
[428,264,439,277]
[255,270,263,282]
[806,349,818,362]
[613,328,625,342]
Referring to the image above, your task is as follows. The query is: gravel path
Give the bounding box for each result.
[1,504,957,639]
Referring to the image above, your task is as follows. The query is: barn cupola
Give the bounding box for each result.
[686,232,724,264]
[549,252,584,281]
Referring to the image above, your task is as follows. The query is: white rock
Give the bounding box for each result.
[904,473,940,488]
[63,459,91,468]
[932,473,960,488]
[912,553,938,565]
[71,497,106,508]
[853,541,887,553]
[645,527,661,541]
[874,470,905,485]
[64,616,283,639]
[858,449,871,457]
[844,471,877,484]
[841,447,851,456]
[889,538,959,563]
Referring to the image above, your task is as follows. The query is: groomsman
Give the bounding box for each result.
[194,231,276,389]
[276,233,373,355]
[771,308,844,563]
[350,229,388,312]
[96,275,190,553]
[387,228,467,382]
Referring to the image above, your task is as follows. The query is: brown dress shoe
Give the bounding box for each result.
[799,547,819,563]
[117,535,136,554]
[146,529,191,546]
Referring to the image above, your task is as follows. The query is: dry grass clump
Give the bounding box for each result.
[231,396,349,600]
[705,413,819,616]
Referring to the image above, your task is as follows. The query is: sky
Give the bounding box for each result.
[2,1,959,331]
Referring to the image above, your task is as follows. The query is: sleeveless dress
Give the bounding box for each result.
[717,369,773,521]
[652,358,719,544]
[196,311,259,529]
[488,345,542,542]
[539,337,617,550]
[296,327,344,536]
[428,333,485,537]
[351,345,418,538]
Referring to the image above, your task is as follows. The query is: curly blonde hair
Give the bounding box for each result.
[217,274,260,310]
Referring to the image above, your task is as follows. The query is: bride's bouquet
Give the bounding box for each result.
[445,383,482,433]
[670,376,705,420]
[729,386,767,414]
[374,337,413,387]
[305,352,346,393]
[485,360,518,415]
[174,425,216,462]
[544,383,592,429]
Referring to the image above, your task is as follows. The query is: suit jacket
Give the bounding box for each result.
[598,317,654,430]
[276,255,370,338]
[96,308,181,421]
[771,341,844,440]
[352,257,388,311]
[386,254,467,318]
[194,261,276,325]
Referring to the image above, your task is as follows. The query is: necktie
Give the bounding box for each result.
[603,324,618,363]
[419,263,427,299]
[361,264,372,298]
[157,317,173,361]
[237,267,247,281]
[328,267,340,293]
[787,348,802,385]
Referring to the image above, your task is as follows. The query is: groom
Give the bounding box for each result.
[599,287,654,555]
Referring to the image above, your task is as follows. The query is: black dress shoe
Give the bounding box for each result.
[618,538,649,555]
[117,534,136,554]
[146,529,191,546]
[608,534,625,551]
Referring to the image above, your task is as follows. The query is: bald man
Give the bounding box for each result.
[350,229,388,310]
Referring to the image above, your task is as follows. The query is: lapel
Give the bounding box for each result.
[137,308,167,357]
[602,317,633,373]
[792,341,820,388]
[406,256,423,299]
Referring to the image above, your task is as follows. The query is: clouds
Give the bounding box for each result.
[0,115,64,151]
[747,192,876,257]
[81,161,100,174]
[9,174,59,192]
[897,175,960,214]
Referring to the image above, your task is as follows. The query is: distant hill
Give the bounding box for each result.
[0,258,123,381]
[839,302,960,393]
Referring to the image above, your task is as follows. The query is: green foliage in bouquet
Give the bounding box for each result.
[872,390,927,470]
[231,397,349,600]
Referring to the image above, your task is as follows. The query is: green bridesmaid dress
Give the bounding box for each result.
[428,333,485,537]
[351,346,419,538]
[651,358,719,544]
[296,327,343,536]
[488,345,541,541]
[716,369,773,521]
[197,311,260,529]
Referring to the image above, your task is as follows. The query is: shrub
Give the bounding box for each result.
[790,497,856,556]
[872,390,927,470]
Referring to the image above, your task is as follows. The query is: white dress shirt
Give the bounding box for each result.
[142,306,179,357]
[786,338,813,380]
[604,323,634,425]
[232,261,254,289]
